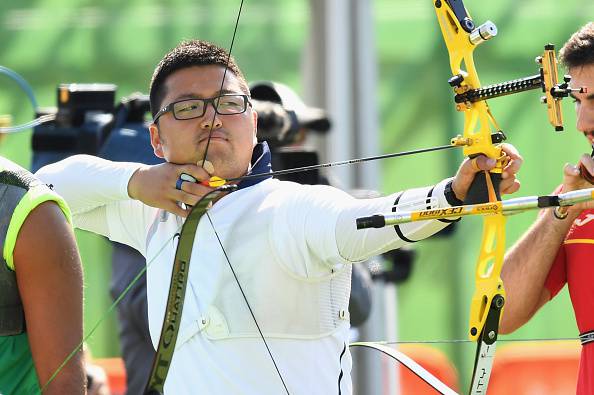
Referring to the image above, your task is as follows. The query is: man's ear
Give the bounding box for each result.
[149,123,165,158]
[252,108,258,145]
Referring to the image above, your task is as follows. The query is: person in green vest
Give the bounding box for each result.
[0,153,85,394]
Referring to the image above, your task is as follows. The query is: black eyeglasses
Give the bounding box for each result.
[153,94,251,123]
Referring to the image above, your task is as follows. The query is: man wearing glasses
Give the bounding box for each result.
[37,39,522,394]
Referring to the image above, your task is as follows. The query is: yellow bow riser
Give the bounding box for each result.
[468,214,506,340]
[435,2,503,163]
[434,0,506,343]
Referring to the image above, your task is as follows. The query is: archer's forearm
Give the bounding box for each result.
[336,178,455,262]
[499,209,577,333]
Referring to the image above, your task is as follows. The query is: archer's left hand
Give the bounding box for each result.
[451,143,523,201]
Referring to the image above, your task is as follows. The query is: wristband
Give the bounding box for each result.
[444,180,464,206]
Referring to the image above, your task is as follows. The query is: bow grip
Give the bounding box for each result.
[464,168,502,205]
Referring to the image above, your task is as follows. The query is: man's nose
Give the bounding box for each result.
[200,102,222,129]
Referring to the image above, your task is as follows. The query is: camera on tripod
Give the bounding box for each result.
[250,81,331,185]
[32,83,162,172]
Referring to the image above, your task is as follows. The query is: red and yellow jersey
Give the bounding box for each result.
[545,208,594,395]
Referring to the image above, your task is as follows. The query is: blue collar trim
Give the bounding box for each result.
[236,142,273,190]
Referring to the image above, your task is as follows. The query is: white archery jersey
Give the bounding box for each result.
[36,155,456,395]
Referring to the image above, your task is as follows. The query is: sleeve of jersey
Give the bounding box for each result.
[35,154,142,215]
[270,178,455,272]
[3,184,72,271]
[35,155,152,253]
[543,245,567,299]
[335,178,455,263]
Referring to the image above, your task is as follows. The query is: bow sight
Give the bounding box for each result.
[449,44,586,132]
[438,4,586,133]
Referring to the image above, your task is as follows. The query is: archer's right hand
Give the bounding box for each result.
[128,162,215,217]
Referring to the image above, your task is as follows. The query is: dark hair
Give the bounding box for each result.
[560,22,594,69]
[149,39,249,119]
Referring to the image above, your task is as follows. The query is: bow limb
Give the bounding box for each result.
[145,188,232,394]
[350,342,458,395]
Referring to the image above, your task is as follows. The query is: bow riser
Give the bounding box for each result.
[434,1,507,347]
[469,215,506,341]
[435,1,509,393]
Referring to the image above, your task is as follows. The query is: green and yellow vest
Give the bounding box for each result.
[0,157,71,395]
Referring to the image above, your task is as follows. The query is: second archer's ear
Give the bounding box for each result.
[252,108,258,145]
[149,123,165,159]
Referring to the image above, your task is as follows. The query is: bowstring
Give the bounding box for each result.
[205,213,290,393]
[199,0,290,392]
[200,0,245,166]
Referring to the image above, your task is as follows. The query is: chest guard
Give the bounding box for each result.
[0,160,38,336]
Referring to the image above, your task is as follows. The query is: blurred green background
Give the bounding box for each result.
[0,0,590,389]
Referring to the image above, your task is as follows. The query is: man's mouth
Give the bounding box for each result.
[199,131,228,143]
